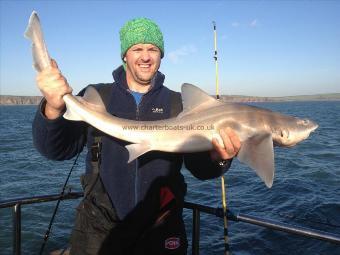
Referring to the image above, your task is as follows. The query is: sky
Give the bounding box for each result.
[1,0,339,97]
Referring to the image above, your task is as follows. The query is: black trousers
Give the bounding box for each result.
[70,174,188,255]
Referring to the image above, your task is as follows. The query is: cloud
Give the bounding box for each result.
[231,22,240,27]
[249,19,258,27]
[167,45,197,64]
[231,19,259,28]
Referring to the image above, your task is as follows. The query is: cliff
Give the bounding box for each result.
[1,93,340,105]
[221,93,340,102]
[0,95,43,105]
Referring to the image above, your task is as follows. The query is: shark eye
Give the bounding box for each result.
[281,130,289,138]
[297,119,310,126]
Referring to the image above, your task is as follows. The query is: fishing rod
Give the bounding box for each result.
[213,21,230,255]
[39,152,80,255]
[213,21,220,100]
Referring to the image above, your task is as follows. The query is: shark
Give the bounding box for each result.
[62,84,318,188]
[25,11,318,188]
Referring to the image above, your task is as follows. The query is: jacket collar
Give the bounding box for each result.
[112,65,165,93]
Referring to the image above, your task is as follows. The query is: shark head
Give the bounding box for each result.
[273,117,318,147]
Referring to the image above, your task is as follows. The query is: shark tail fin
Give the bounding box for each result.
[24,11,51,72]
[24,11,39,39]
[126,143,153,163]
[237,132,275,188]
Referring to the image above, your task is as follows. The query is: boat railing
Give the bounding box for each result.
[1,191,340,255]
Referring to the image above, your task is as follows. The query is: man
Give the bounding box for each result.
[33,18,241,255]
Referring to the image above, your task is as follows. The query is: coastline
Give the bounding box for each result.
[220,93,340,103]
[1,93,340,105]
[0,95,43,105]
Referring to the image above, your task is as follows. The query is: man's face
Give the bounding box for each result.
[124,43,161,87]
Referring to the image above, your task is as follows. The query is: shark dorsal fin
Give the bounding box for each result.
[63,86,107,121]
[80,86,107,112]
[179,83,222,117]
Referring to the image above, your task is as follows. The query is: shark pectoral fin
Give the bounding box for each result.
[237,132,275,188]
[125,143,153,163]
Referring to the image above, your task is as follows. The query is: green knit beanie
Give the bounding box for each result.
[120,17,164,59]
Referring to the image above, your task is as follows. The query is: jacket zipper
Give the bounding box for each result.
[134,94,145,205]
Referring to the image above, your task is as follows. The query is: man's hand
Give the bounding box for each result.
[210,127,241,162]
[36,59,72,119]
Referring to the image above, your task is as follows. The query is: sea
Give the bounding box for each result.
[0,101,340,255]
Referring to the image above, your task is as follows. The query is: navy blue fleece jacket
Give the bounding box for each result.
[32,66,231,219]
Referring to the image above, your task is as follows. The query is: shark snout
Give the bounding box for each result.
[298,118,318,133]
[298,119,318,144]
[280,119,318,147]
[308,120,318,133]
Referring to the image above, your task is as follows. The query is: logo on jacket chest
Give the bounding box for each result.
[152,107,164,114]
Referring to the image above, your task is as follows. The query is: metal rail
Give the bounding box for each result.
[1,193,340,255]
[184,202,340,247]
[0,192,83,255]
